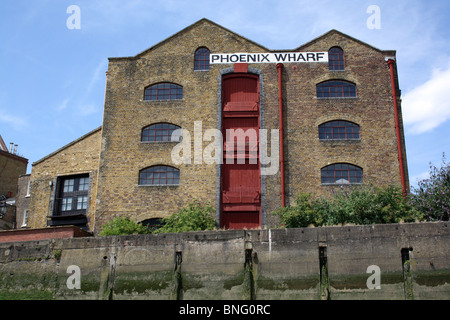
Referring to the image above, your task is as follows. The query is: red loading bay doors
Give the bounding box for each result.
[221,73,261,229]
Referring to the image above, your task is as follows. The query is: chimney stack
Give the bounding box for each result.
[13,144,18,155]
[9,142,13,153]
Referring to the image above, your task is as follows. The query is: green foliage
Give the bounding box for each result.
[273,183,422,228]
[53,249,62,260]
[410,154,450,221]
[326,184,421,225]
[99,216,151,236]
[154,199,216,233]
[272,193,319,228]
[99,200,215,236]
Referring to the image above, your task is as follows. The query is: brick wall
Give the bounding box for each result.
[0,225,92,243]
[0,150,28,197]
[15,174,30,228]
[27,19,409,233]
[95,20,270,230]
[263,31,409,223]
[28,128,102,229]
[96,20,409,232]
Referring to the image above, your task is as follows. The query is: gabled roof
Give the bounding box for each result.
[108,19,395,62]
[295,29,396,55]
[0,134,28,163]
[0,135,7,152]
[109,18,270,61]
[32,126,102,166]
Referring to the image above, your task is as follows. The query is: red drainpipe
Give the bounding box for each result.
[277,63,286,207]
[387,59,407,196]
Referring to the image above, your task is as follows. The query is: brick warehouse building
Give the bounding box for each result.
[26,19,408,233]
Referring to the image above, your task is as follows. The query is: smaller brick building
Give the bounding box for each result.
[0,135,28,230]
[15,174,31,228]
[0,136,28,199]
[27,127,101,230]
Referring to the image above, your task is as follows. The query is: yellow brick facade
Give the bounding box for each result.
[28,128,101,229]
[27,19,408,233]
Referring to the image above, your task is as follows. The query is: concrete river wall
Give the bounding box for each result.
[0,222,449,300]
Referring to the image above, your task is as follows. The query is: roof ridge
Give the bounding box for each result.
[0,134,8,152]
[295,29,394,53]
[109,18,270,60]
[32,126,102,166]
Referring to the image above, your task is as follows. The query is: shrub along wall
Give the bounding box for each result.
[0,222,449,300]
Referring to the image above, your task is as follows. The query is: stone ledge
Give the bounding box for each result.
[0,225,92,243]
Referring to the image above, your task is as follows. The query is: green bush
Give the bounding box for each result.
[154,199,216,233]
[99,216,151,236]
[410,154,450,221]
[273,184,422,228]
[272,193,319,228]
[326,184,421,225]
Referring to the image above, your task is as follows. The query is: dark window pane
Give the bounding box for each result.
[317,80,356,98]
[321,164,363,184]
[63,179,74,192]
[140,166,180,185]
[144,83,183,100]
[318,120,360,140]
[142,123,181,142]
[194,47,210,71]
[79,177,90,191]
[329,47,345,71]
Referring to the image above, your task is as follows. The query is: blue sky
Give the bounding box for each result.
[1,0,449,190]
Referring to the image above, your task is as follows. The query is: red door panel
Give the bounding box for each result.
[222,163,260,193]
[223,117,259,163]
[223,75,259,105]
[221,73,261,229]
[221,212,260,230]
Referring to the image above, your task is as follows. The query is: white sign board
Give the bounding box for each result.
[210,52,328,64]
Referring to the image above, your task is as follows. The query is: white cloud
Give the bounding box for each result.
[409,170,430,189]
[411,170,430,183]
[402,63,450,134]
[0,109,28,131]
[86,59,108,94]
[56,98,70,112]
[77,103,97,116]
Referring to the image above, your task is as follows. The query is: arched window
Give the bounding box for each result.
[321,163,363,184]
[194,47,210,71]
[142,123,181,142]
[319,120,360,140]
[144,83,183,101]
[139,166,180,185]
[317,80,356,98]
[328,47,344,71]
[140,218,164,232]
